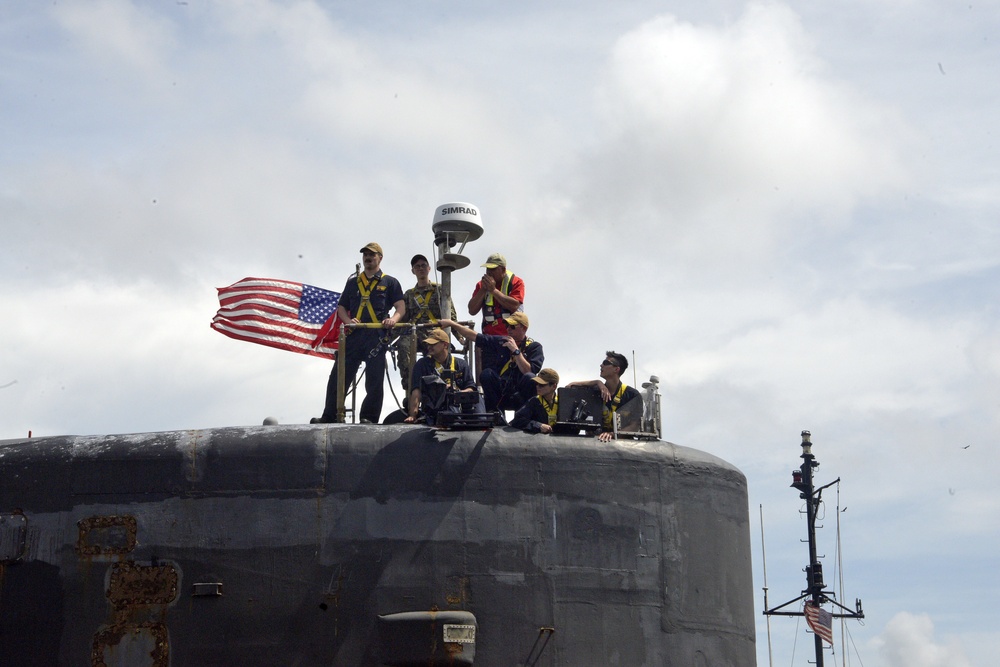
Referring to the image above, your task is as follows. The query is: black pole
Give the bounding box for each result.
[764,431,863,665]
[796,430,825,666]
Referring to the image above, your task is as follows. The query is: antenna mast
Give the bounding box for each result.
[431,202,483,327]
[763,431,864,666]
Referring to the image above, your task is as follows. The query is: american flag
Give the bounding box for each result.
[211,277,341,359]
[804,600,834,645]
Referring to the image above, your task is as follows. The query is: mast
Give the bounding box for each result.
[763,431,864,666]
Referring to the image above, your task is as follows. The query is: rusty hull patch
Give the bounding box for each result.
[107,561,179,609]
[91,621,169,667]
[76,515,137,557]
[92,561,179,666]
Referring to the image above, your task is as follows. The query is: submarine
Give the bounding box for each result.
[0,205,757,666]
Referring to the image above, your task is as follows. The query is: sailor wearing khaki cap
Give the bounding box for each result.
[314,242,405,424]
[468,252,525,362]
[403,328,480,425]
[511,368,560,434]
[439,313,543,417]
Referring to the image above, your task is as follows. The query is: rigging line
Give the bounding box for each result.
[430,242,440,284]
[631,350,638,389]
[843,621,867,667]
[385,361,402,410]
[836,479,847,666]
[789,613,800,667]
[760,504,775,667]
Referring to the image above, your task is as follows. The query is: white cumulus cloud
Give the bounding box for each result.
[873,612,973,667]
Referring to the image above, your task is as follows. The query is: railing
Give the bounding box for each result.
[335,321,476,424]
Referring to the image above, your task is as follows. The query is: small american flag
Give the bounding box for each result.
[211,277,341,359]
[804,600,834,644]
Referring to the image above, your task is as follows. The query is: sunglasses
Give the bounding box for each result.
[601,359,618,367]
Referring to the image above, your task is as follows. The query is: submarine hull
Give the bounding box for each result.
[0,425,755,666]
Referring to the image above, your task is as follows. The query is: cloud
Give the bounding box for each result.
[206,0,527,171]
[873,612,973,667]
[52,0,176,81]
[564,2,911,264]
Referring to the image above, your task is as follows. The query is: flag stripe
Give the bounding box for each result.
[219,293,300,311]
[212,309,321,333]
[804,601,834,644]
[210,322,337,358]
[218,277,302,292]
[211,317,339,352]
[210,277,341,359]
[210,316,328,345]
[214,305,300,324]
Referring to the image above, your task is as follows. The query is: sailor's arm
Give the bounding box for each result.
[489,289,521,313]
[511,400,546,433]
[403,388,422,423]
[467,274,497,315]
[382,299,405,328]
[503,338,531,374]
[567,379,611,402]
[566,380,601,389]
[337,304,357,325]
[468,291,485,316]
[438,318,478,342]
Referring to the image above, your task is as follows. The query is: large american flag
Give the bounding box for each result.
[804,600,834,645]
[211,277,341,359]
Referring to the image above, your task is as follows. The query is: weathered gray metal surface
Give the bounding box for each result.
[0,425,756,666]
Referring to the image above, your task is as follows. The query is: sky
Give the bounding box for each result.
[2,1,998,664]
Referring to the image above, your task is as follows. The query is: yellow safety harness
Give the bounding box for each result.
[412,286,439,323]
[602,382,629,430]
[500,338,533,376]
[354,272,382,323]
[434,355,457,388]
[539,394,558,426]
[483,271,515,323]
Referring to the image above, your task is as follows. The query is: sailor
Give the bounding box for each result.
[315,242,405,424]
[468,252,524,368]
[440,312,543,415]
[566,351,641,441]
[403,328,480,425]
[396,254,459,396]
[511,368,560,434]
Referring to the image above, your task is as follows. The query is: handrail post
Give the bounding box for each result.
[336,324,347,423]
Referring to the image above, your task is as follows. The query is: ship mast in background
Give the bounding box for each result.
[763,431,865,666]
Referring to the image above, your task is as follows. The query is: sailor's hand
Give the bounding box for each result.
[481,274,496,292]
[404,415,418,423]
[502,337,517,351]
[598,384,612,402]
[598,431,614,442]
[539,424,553,434]
[381,317,396,328]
